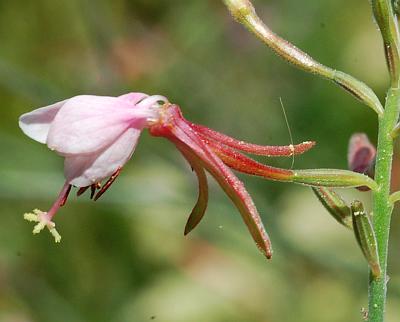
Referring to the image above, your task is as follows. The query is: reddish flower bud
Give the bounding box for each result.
[348,133,376,176]
[347,133,376,191]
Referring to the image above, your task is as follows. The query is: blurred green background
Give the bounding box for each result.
[1,0,400,321]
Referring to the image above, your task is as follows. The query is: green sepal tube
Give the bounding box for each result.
[292,169,378,191]
[312,187,352,229]
[351,201,381,278]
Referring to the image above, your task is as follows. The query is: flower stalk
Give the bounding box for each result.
[368,87,400,322]
[367,0,400,319]
[222,0,384,116]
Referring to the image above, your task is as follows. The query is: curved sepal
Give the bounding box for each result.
[205,138,294,181]
[192,123,315,157]
[169,119,273,259]
[175,145,209,236]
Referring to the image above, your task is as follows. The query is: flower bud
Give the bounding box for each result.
[348,133,376,177]
[222,0,254,20]
[348,133,376,191]
[351,201,381,278]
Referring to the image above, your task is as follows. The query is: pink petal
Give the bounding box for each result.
[19,100,67,144]
[47,95,152,155]
[118,92,149,105]
[64,128,141,187]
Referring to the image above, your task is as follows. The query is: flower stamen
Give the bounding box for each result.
[60,184,72,206]
[94,168,122,201]
[77,183,101,199]
[91,183,101,199]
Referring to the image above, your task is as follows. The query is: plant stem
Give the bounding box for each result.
[368,88,400,322]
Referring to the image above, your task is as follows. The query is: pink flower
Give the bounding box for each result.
[19,93,168,241]
[347,133,376,191]
[20,94,315,258]
[348,133,376,176]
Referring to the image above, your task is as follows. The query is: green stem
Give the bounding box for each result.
[368,88,400,322]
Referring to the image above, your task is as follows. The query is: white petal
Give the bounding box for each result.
[64,128,141,187]
[136,95,168,109]
[47,95,149,155]
[19,100,67,144]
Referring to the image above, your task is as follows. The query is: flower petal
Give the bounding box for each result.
[136,95,168,109]
[47,95,151,155]
[347,133,376,175]
[64,127,141,187]
[19,100,66,144]
[118,92,149,105]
